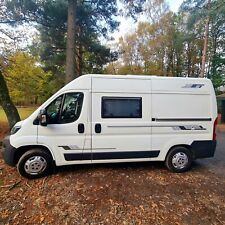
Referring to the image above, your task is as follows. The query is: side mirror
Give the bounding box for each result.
[39,109,47,126]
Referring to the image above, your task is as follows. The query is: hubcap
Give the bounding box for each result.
[172,152,188,170]
[24,156,47,175]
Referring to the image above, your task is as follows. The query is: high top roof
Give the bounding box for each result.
[82,74,209,81]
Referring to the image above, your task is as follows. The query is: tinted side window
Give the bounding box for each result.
[102,97,142,118]
[46,96,63,124]
[60,93,84,123]
[45,93,83,124]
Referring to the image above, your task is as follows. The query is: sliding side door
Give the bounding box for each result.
[91,91,157,163]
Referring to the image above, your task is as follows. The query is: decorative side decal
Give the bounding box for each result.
[58,145,79,150]
[172,125,206,131]
[182,84,205,88]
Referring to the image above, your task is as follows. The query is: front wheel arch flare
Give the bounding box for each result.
[14,145,55,166]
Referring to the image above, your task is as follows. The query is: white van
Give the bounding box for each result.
[2,74,217,178]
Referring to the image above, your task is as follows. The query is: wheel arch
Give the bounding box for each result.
[165,144,193,160]
[14,145,55,165]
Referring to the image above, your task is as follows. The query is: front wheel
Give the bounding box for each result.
[165,147,192,173]
[17,149,53,179]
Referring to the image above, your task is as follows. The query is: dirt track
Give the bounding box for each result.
[0,131,225,225]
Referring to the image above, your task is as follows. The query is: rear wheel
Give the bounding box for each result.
[165,146,192,173]
[17,149,53,179]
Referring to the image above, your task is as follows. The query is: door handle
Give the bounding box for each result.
[95,123,101,133]
[78,123,85,133]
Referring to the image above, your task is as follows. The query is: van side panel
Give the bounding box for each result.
[151,78,216,161]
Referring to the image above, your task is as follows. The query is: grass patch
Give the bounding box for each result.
[0,107,37,123]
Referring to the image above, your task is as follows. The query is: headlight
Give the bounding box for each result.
[11,126,21,135]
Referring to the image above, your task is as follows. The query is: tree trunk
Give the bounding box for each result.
[77,43,83,76]
[35,96,38,105]
[0,70,20,129]
[210,26,218,78]
[187,43,191,77]
[176,52,181,77]
[166,51,173,76]
[160,51,164,75]
[65,0,77,84]
[200,0,211,78]
[191,60,195,77]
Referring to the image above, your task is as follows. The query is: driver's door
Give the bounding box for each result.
[37,90,91,166]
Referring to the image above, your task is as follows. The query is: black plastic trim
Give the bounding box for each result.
[152,118,212,122]
[191,140,216,159]
[95,123,102,133]
[78,123,85,133]
[1,136,17,166]
[64,150,160,161]
[33,117,39,125]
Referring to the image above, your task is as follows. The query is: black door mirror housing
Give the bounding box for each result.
[39,109,47,126]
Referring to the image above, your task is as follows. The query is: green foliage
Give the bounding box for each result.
[4,0,121,78]
[4,0,148,80]
[4,52,56,105]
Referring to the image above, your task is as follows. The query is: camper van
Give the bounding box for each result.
[2,74,217,179]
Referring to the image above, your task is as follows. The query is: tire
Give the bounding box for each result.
[17,149,53,179]
[165,146,192,173]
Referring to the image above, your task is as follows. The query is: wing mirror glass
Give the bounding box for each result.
[39,109,47,126]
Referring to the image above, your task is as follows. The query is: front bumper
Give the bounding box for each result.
[191,140,217,159]
[1,136,17,166]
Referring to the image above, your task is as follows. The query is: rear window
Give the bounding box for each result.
[101,97,142,118]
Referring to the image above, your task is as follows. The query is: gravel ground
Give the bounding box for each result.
[0,131,225,225]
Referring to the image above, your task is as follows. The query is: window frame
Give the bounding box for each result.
[45,92,84,124]
[101,96,142,119]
